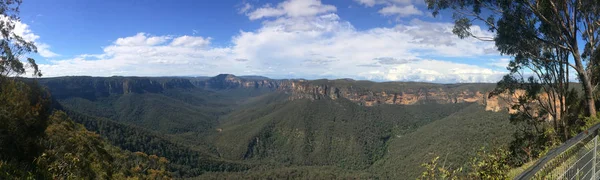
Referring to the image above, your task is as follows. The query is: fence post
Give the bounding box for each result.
[594,136,598,179]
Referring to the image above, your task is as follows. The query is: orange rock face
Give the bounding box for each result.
[278,81,490,107]
[485,89,564,120]
[199,75,525,113]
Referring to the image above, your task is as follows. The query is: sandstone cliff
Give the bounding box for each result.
[197,74,514,111]
[39,74,517,112]
[277,80,493,106]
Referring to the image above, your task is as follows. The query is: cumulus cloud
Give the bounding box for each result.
[170,36,211,47]
[247,0,336,20]
[375,60,505,83]
[114,33,170,46]
[378,5,423,17]
[35,43,59,58]
[39,0,505,83]
[355,0,425,18]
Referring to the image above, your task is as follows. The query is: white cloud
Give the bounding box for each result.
[36,43,59,58]
[489,58,510,69]
[238,3,253,14]
[355,0,414,7]
[114,33,170,46]
[35,0,504,82]
[355,0,425,18]
[170,36,211,47]
[377,60,504,83]
[378,5,423,17]
[2,16,58,58]
[39,5,504,83]
[247,0,336,20]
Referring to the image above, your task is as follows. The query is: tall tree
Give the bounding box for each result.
[425,0,599,117]
[0,0,41,78]
[0,0,47,174]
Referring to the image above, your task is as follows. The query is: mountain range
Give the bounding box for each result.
[34,74,514,178]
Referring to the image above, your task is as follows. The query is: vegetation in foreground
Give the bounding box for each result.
[7,0,600,178]
[421,0,600,178]
[0,1,172,178]
[0,79,172,179]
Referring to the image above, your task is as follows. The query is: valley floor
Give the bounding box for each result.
[37,76,513,179]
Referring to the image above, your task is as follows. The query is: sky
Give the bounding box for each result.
[16,0,511,83]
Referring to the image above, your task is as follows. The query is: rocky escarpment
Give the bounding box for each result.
[193,74,281,90]
[277,79,492,106]
[196,74,512,110]
[38,74,516,112]
[39,76,195,100]
[485,89,563,120]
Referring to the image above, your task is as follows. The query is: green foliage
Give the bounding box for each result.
[420,147,511,180]
[425,1,600,176]
[35,76,516,179]
[581,113,600,131]
[214,94,473,171]
[34,111,172,179]
[45,82,253,177]
[0,0,42,77]
[419,156,463,180]
[52,90,226,134]
[0,78,174,179]
[65,110,250,177]
[468,147,511,179]
[35,111,171,179]
[372,104,513,179]
[501,85,588,166]
[36,111,113,179]
[0,78,50,164]
[198,165,375,179]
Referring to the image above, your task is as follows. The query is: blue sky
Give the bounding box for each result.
[16,0,509,83]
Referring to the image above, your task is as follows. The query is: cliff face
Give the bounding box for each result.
[40,76,195,100]
[484,89,562,119]
[39,74,516,112]
[195,74,281,90]
[277,80,489,106]
[196,74,509,109]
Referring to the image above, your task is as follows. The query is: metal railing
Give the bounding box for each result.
[516,123,600,179]
[552,136,597,179]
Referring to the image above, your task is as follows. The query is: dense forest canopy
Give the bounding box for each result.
[2,0,600,179]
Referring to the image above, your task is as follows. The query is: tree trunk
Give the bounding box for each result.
[582,76,597,116]
[573,54,597,116]
[570,13,597,117]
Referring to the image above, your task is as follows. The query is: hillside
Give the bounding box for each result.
[213,95,473,168]
[370,103,513,178]
[34,74,514,178]
[0,78,172,179]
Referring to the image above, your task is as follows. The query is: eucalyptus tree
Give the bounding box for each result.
[426,0,599,117]
[425,0,600,164]
[0,0,47,172]
[0,0,41,78]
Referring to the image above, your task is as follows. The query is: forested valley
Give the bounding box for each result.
[3,74,515,179]
[2,0,600,179]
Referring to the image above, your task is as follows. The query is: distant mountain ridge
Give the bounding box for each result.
[32,74,515,179]
[37,74,512,111]
[38,76,195,100]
